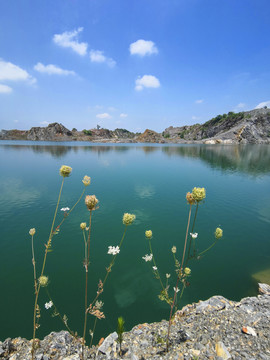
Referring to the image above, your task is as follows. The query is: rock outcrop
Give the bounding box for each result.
[1,284,269,359]
[1,108,270,144]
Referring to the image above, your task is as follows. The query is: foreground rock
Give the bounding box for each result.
[1,284,269,359]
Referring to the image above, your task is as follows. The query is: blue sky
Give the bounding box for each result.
[0,0,270,132]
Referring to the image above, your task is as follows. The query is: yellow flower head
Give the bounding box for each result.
[192,187,206,203]
[59,165,72,178]
[215,227,223,239]
[145,230,153,239]
[123,213,136,226]
[80,222,87,230]
[39,275,49,287]
[171,246,177,254]
[186,192,195,205]
[29,228,36,236]
[184,267,191,275]
[85,195,99,211]
[82,175,91,186]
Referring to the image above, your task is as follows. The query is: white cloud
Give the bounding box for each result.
[130,40,158,56]
[96,113,111,119]
[40,121,49,126]
[89,50,116,67]
[53,27,88,56]
[120,113,128,118]
[0,59,36,84]
[195,99,203,104]
[135,75,160,91]
[255,100,270,109]
[192,116,200,121]
[34,63,75,76]
[0,84,12,94]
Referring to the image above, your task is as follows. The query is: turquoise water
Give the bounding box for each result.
[0,142,270,343]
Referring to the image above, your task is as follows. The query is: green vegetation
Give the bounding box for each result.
[202,111,245,131]
[83,129,92,136]
[117,317,125,356]
[162,132,170,138]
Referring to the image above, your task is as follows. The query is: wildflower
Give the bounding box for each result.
[186,192,195,205]
[184,267,191,275]
[190,232,198,239]
[45,301,53,309]
[95,300,104,310]
[171,246,177,254]
[166,273,171,279]
[215,227,223,239]
[39,275,49,287]
[29,228,36,236]
[145,230,153,239]
[82,175,91,186]
[108,246,120,255]
[61,207,70,212]
[123,213,136,226]
[192,187,206,202]
[80,222,87,230]
[142,253,153,262]
[59,165,72,178]
[174,287,180,293]
[85,195,99,210]
[153,266,157,271]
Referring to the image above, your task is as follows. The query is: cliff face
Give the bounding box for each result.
[163,108,270,144]
[1,108,270,144]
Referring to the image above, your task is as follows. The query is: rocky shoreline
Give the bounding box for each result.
[1,108,270,145]
[1,283,269,360]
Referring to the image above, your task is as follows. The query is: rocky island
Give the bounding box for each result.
[1,283,269,360]
[1,108,270,144]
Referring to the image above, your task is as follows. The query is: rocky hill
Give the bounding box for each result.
[1,108,270,144]
[163,108,270,144]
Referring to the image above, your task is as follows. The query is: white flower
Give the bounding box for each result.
[142,253,153,262]
[190,232,198,239]
[61,207,70,212]
[153,266,157,271]
[174,287,180,293]
[45,301,53,309]
[107,246,120,255]
[166,273,171,279]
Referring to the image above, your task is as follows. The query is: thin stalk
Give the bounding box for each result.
[149,239,165,291]
[89,317,98,348]
[31,234,37,295]
[184,203,199,268]
[198,239,218,257]
[87,226,128,345]
[45,288,74,336]
[32,177,65,360]
[82,210,93,349]
[166,204,192,352]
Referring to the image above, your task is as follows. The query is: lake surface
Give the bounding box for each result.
[0,141,270,343]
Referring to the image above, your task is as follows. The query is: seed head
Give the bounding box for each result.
[39,275,49,287]
[215,227,223,239]
[85,195,99,210]
[171,246,177,254]
[29,228,36,236]
[123,213,136,226]
[184,267,191,275]
[186,192,195,205]
[145,230,152,239]
[82,175,91,186]
[59,165,72,178]
[80,222,87,230]
[192,187,206,202]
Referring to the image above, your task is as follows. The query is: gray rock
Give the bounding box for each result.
[98,332,118,354]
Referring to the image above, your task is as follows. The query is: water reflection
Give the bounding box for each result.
[1,143,270,175]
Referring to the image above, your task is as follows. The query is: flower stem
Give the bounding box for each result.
[149,239,165,291]
[32,177,65,360]
[198,239,219,257]
[82,210,93,351]
[31,235,37,295]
